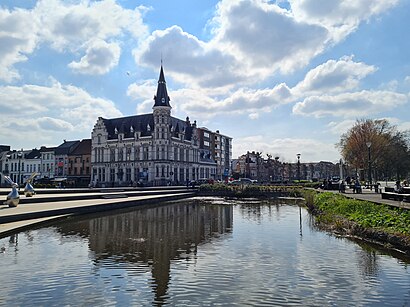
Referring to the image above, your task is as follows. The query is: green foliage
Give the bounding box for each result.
[199,183,304,197]
[313,192,410,235]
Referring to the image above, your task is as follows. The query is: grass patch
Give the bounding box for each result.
[311,192,410,235]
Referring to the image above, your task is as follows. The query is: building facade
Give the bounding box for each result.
[91,65,231,187]
[67,139,91,186]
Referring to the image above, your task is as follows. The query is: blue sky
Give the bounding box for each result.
[1,0,409,163]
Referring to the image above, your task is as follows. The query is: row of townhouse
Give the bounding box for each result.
[0,139,91,187]
[232,151,340,182]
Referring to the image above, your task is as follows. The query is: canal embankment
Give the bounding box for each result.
[0,187,197,237]
[303,190,410,254]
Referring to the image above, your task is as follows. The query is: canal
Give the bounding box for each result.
[0,197,409,306]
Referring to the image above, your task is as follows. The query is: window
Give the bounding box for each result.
[180,148,184,161]
[143,146,149,160]
[126,147,131,161]
[186,149,189,162]
[135,147,140,160]
[110,149,115,162]
[204,141,210,147]
[118,148,123,161]
[174,147,178,161]
[204,132,209,138]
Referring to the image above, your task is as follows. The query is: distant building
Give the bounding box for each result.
[91,65,232,186]
[67,139,91,186]
[54,140,81,178]
[39,146,56,180]
[232,152,340,182]
[197,127,232,180]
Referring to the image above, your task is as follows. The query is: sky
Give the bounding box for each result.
[1,0,410,164]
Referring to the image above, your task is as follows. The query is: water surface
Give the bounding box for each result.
[0,197,409,306]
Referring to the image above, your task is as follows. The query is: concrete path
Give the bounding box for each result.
[324,187,410,210]
[0,189,196,237]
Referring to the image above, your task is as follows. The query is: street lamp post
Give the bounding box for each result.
[297,153,301,182]
[366,142,372,190]
[17,151,23,186]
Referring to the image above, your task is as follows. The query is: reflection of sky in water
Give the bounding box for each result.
[0,197,409,306]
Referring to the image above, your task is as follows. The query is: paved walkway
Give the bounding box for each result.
[324,187,410,210]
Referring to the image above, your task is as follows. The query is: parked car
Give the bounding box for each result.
[189,178,214,186]
[229,178,255,185]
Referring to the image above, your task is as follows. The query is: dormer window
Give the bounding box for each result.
[147,124,151,132]
[114,127,118,134]
[161,97,165,103]
[130,126,134,133]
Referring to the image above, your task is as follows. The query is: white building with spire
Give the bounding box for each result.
[90,65,230,186]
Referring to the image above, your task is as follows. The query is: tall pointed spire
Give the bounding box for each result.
[153,64,171,108]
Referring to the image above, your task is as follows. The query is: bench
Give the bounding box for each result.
[381,186,410,202]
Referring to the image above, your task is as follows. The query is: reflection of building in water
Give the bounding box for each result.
[56,202,233,303]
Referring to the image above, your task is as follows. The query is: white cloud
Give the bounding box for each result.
[292,56,377,96]
[212,0,328,74]
[293,90,408,118]
[37,117,74,131]
[68,40,121,75]
[327,120,356,135]
[249,113,259,120]
[0,0,147,81]
[36,0,147,51]
[0,8,39,82]
[127,79,156,100]
[290,0,399,41]
[0,82,122,147]
[134,25,245,91]
[127,80,292,120]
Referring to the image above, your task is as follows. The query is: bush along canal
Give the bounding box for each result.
[304,190,410,254]
[198,183,304,198]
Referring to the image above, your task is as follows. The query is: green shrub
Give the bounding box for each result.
[312,192,410,235]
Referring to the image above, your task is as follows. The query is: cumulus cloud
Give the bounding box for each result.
[292,90,408,118]
[292,56,377,96]
[0,0,147,81]
[290,0,399,41]
[134,25,245,91]
[0,82,122,146]
[327,120,357,135]
[135,0,397,91]
[212,0,328,74]
[0,8,39,82]
[127,80,292,120]
[68,40,121,75]
[36,0,147,51]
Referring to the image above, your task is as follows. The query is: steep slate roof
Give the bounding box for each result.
[25,149,41,159]
[102,114,194,141]
[55,140,80,155]
[153,65,171,108]
[71,139,91,155]
[39,146,56,152]
[102,114,154,139]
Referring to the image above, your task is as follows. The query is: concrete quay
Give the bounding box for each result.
[0,187,197,237]
[321,187,410,210]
